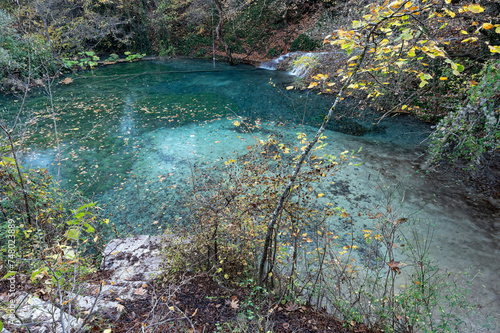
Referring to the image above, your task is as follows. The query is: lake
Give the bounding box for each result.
[1,59,498,330]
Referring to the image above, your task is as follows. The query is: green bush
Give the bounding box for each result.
[0,151,102,261]
[0,9,57,89]
[265,46,282,58]
[290,34,321,52]
[428,59,500,168]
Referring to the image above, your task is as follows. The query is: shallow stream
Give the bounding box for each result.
[1,59,498,330]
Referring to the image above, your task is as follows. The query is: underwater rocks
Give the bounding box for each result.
[326,119,386,137]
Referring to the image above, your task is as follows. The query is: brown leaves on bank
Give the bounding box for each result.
[108,274,381,333]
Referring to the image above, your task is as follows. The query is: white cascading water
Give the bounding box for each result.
[259,51,329,77]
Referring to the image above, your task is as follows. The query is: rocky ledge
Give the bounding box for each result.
[0,235,179,333]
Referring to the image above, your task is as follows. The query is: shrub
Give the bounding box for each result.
[0,9,57,90]
[428,59,500,168]
[290,34,321,52]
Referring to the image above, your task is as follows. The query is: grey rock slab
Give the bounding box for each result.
[100,235,164,282]
[3,293,85,333]
[81,281,151,301]
[67,292,124,314]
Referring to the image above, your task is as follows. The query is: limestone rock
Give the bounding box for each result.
[67,292,124,315]
[3,293,85,333]
[101,235,164,282]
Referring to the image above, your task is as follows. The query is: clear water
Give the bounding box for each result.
[1,59,498,329]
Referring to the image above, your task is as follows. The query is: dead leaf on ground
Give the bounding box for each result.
[285,302,299,312]
[229,298,239,309]
[134,287,147,295]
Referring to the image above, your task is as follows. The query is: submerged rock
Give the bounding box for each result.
[327,119,369,136]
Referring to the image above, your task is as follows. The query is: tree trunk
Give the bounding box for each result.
[258,34,371,287]
[213,0,235,66]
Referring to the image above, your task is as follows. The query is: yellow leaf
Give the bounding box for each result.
[439,77,448,81]
[317,193,325,197]
[307,82,319,89]
[444,8,455,18]
[467,4,484,13]
[388,0,401,9]
[232,121,240,127]
[489,45,500,53]
[286,86,294,90]
[103,330,112,333]
[461,37,478,43]
[483,23,493,30]
[347,55,359,62]
[460,30,468,35]
[224,274,229,279]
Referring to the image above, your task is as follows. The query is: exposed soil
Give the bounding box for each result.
[1,272,381,332]
[108,273,381,333]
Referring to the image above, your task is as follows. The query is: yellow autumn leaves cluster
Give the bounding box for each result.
[317,0,500,98]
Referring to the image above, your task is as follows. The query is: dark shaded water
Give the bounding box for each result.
[1,59,498,330]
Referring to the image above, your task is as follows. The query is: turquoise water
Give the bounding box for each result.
[0,59,431,231]
[1,59,498,328]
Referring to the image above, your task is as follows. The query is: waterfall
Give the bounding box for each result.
[259,51,330,77]
[259,53,297,71]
